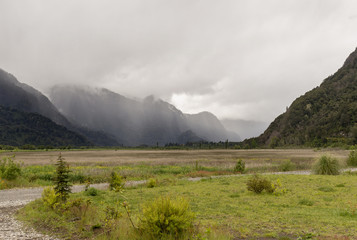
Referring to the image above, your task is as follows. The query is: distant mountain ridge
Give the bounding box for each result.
[0,69,118,146]
[0,68,238,146]
[221,119,268,140]
[50,85,240,146]
[256,47,357,147]
[0,69,69,126]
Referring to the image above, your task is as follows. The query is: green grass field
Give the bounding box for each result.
[6,149,357,239]
[18,174,357,239]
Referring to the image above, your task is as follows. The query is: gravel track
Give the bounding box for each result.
[1,169,357,239]
[0,182,142,240]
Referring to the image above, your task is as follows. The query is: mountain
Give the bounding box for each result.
[0,68,238,146]
[256,47,357,147]
[221,119,267,140]
[0,105,91,147]
[186,112,241,142]
[177,130,205,143]
[0,69,69,126]
[0,68,118,146]
[50,85,237,146]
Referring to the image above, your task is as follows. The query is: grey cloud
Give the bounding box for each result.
[1,0,357,123]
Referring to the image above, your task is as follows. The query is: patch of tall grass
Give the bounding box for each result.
[313,155,340,175]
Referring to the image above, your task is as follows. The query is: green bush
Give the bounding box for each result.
[278,159,296,172]
[233,159,245,173]
[0,156,21,180]
[42,186,58,209]
[109,172,125,192]
[246,175,273,194]
[69,172,86,183]
[86,187,99,196]
[347,150,357,167]
[140,196,195,239]
[271,178,288,195]
[313,155,340,175]
[147,178,157,188]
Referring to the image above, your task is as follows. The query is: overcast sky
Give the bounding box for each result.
[1,0,357,123]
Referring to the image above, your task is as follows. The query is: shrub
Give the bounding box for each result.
[147,178,157,188]
[278,159,296,172]
[86,187,99,196]
[54,154,72,202]
[233,159,245,173]
[140,196,195,239]
[42,186,58,209]
[246,175,273,194]
[58,197,92,220]
[0,156,21,180]
[194,160,203,171]
[271,179,288,195]
[313,155,340,175]
[69,172,86,183]
[347,150,357,167]
[109,172,125,192]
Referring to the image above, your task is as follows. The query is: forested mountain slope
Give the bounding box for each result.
[0,106,91,147]
[257,48,357,147]
[0,69,117,146]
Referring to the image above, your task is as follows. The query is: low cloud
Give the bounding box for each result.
[1,0,357,122]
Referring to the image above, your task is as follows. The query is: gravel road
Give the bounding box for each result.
[0,181,144,240]
[1,169,357,239]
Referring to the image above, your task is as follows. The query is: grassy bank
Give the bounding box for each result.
[18,174,357,239]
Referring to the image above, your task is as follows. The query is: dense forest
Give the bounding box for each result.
[0,106,91,147]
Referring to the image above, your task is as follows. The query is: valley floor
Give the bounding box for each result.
[1,149,356,239]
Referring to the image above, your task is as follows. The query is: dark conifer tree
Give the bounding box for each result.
[54,154,72,202]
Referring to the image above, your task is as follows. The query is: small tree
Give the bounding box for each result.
[233,159,245,173]
[109,172,125,192]
[54,154,72,202]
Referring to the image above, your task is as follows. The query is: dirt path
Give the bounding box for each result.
[0,182,142,240]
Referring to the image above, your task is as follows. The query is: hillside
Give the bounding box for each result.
[0,106,91,147]
[0,69,69,126]
[0,69,118,146]
[257,47,357,147]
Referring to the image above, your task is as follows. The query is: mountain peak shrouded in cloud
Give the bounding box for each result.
[0,67,239,146]
[1,1,357,125]
[50,85,240,146]
[221,119,268,140]
[0,68,70,127]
